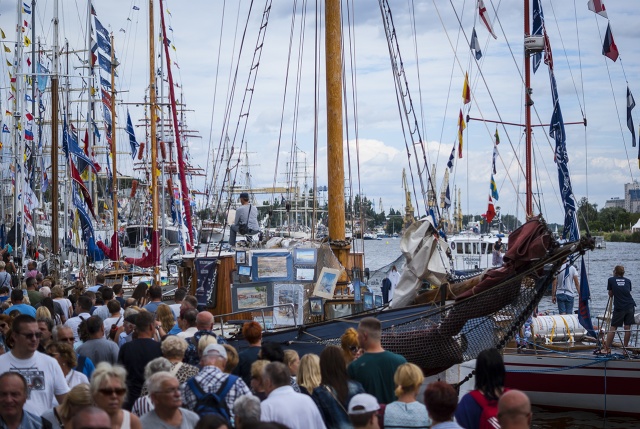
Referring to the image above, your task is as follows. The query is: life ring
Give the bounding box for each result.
[450,241,455,250]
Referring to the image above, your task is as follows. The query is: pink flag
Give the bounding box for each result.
[602,23,618,62]
[478,0,497,39]
[587,0,608,18]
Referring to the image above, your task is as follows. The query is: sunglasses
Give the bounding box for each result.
[17,332,42,340]
[98,388,126,396]
[58,337,75,343]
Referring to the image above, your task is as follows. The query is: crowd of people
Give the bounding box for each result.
[0,264,534,429]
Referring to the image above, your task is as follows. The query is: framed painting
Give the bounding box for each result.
[309,297,324,316]
[273,283,304,326]
[252,251,293,282]
[295,267,315,282]
[293,248,317,265]
[231,283,273,312]
[363,292,374,310]
[313,267,342,299]
[238,265,252,277]
[235,250,247,265]
[374,294,383,307]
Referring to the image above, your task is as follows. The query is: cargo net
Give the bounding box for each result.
[379,259,560,376]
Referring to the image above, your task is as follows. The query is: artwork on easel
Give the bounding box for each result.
[313,267,342,299]
[374,294,383,307]
[273,283,304,326]
[293,248,317,265]
[295,267,315,282]
[235,250,247,265]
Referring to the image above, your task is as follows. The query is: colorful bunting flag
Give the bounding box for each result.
[478,0,497,39]
[494,128,500,145]
[457,109,466,158]
[492,145,498,174]
[446,144,456,171]
[602,23,619,62]
[484,194,496,224]
[444,184,451,210]
[462,72,471,104]
[22,2,31,14]
[3,45,10,53]
[470,27,482,60]
[587,0,608,18]
[0,29,5,39]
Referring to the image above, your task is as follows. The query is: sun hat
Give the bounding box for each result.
[348,393,380,415]
[203,343,228,359]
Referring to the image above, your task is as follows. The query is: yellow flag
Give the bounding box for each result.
[10,84,16,93]
[0,29,5,39]
[17,122,22,131]
[462,72,470,104]
[171,44,176,51]
[24,36,31,47]
[6,59,11,67]
[3,45,10,53]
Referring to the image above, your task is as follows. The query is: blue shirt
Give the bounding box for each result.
[143,301,163,314]
[4,303,37,317]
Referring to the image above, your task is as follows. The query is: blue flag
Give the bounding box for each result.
[126,110,139,159]
[446,144,455,172]
[490,174,499,200]
[532,0,544,74]
[470,27,482,60]
[577,257,597,339]
[549,71,579,241]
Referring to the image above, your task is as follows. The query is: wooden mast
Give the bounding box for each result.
[524,0,533,217]
[325,0,349,272]
[110,33,118,269]
[149,0,160,280]
[51,0,60,255]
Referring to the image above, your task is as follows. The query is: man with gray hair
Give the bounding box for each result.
[181,344,250,423]
[141,372,199,428]
[260,361,326,428]
[71,406,111,429]
[233,394,261,429]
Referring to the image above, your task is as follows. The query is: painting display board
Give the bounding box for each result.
[313,267,341,299]
[252,251,293,282]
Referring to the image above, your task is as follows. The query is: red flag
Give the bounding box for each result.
[457,109,466,158]
[587,0,607,18]
[83,129,90,156]
[462,72,471,104]
[25,112,33,121]
[485,195,496,224]
[70,160,97,219]
[602,23,619,62]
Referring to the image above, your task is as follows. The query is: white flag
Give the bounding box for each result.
[478,0,497,39]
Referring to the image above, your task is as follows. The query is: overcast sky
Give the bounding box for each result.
[1,0,639,227]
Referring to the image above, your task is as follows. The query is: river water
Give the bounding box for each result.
[355,238,640,428]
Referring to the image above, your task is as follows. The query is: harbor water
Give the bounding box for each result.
[356,238,640,428]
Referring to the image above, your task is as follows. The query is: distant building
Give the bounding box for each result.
[604,197,625,209]
[625,181,640,213]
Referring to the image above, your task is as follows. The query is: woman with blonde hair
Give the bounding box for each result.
[340,327,359,365]
[52,285,72,319]
[36,305,52,320]
[45,342,89,388]
[154,304,179,337]
[249,359,270,401]
[384,363,431,428]
[283,349,300,380]
[90,362,142,429]
[297,353,321,395]
[160,335,199,383]
[42,383,93,429]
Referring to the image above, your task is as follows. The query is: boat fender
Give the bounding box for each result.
[137,141,145,159]
[130,180,138,198]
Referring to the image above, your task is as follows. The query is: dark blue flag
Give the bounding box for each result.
[627,86,636,148]
[577,257,597,339]
[126,110,139,159]
[532,0,544,73]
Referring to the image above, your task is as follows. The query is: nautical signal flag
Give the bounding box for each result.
[462,73,471,104]
[484,195,496,224]
[492,145,498,175]
[447,143,456,172]
[470,27,482,60]
[494,127,500,145]
[478,0,497,39]
[444,183,451,209]
[490,174,499,200]
[587,0,607,18]
[628,86,636,148]
[457,109,466,158]
[602,23,618,62]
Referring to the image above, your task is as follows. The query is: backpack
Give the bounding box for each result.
[470,389,509,429]
[187,374,237,422]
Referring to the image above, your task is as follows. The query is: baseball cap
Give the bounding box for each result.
[124,314,138,324]
[239,192,249,200]
[348,393,380,415]
[203,343,227,359]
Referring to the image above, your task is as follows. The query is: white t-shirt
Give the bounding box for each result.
[557,263,578,298]
[0,350,70,415]
[65,312,92,341]
[104,315,124,338]
[169,303,181,320]
[54,298,73,318]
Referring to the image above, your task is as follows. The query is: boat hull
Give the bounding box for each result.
[504,352,640,417]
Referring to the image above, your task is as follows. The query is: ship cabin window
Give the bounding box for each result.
[457,243,464,254]
[473,243,478,254]
[465,243,472,254]
[481,243,488,254]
